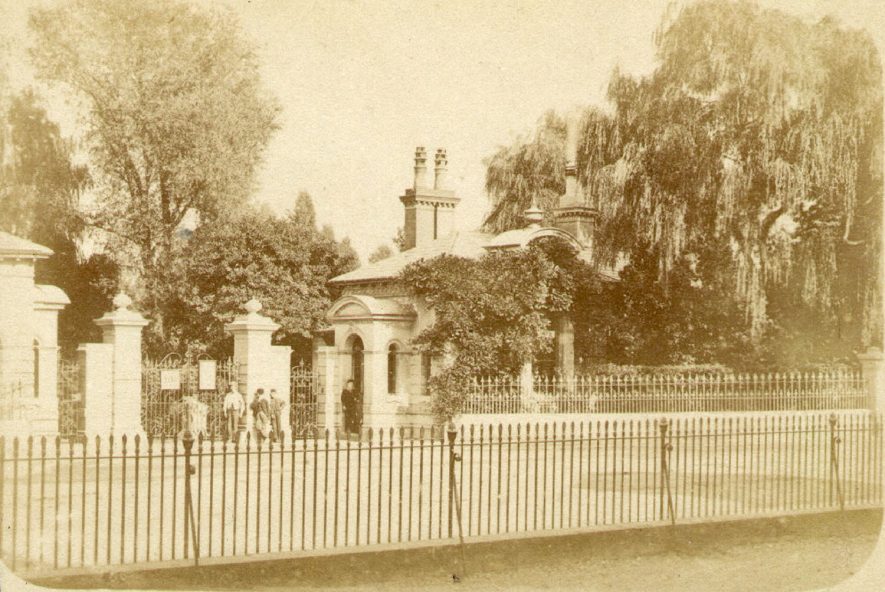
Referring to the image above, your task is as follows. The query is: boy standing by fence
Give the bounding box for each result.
[251,388,273,445]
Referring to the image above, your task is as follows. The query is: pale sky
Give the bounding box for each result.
[3,0,884,259]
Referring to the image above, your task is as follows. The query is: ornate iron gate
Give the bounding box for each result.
[290,362,319,437]
[58,358,84,438]
[141,355,238,437]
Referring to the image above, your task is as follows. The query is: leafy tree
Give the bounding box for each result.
[161,206,358,359]
[368,244,393,263]
[481,1,882,361]
[483,111,566,233]
[292,191,317,229]
[0,90,85,244]
[29,0,280,343]
[393,226,408,252]
[401,237,594,421]
[584,1,882,347]
[0,89,118,352]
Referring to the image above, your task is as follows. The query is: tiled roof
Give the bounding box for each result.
[0,231,53,258]
[332,228,623,284]
[330,231,494,284]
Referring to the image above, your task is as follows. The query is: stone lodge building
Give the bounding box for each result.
[0,231,69,434]
[319,146,618,430]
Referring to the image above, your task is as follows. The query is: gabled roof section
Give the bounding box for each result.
[327,294,417,322]
[329,230,494,285]
[483,226,583,251]
[0,231,53,259]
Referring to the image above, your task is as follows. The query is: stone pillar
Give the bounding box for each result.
[315,346,337,431]
[225,299,280,436]
[79,343,114,437]
[93,293,149,436]
[554,314,575,377]
[857,347,884,412]
[32,343,60,432]
[519,359,535,411]
[0,257,41,398]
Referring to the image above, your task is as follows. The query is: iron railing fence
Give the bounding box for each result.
[0,410,881,577]
[465,371,871,414]
[141,359,239,437]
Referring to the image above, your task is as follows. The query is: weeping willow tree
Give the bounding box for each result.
[484,111,567,231]
[486,0,883,356]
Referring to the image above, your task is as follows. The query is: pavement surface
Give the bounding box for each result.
[23,508,884,592]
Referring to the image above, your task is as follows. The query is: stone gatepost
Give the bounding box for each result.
[314,345,337,432]
[520,359,536,412]
[857,347,884,412]
[554,314,575,378]
[91,292,149,437]
[225,299,280,436]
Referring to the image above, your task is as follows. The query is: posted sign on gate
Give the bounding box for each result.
[198,359,217,390]
[160,369,181,390]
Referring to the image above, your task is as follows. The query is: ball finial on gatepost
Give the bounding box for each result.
[244,298,262,315]
[112,292,132,311]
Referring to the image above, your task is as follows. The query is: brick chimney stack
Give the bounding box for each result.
[552,110,598,253]
[400,147,460,250]
[562,117,579,207]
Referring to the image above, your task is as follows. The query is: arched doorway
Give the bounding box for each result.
[345,335,365,432]
[350,336,364,394]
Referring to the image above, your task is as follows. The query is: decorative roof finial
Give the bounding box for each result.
[524,205,543,227]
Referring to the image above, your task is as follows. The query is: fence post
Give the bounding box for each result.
[829,414,845,511]
[659,418,675,525]
[857,347,884,412]
[447,424,456,538]
[446,422,467,579]
[182,430,200,565]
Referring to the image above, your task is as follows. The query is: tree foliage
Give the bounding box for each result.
[0,89,118,351]
[160,200,358,359]
[29,0,280,339]
[368,244,393,264]
[484,112,566,233]
[585,1,882,345]
[401,238,598,421]
[482,0,883,360]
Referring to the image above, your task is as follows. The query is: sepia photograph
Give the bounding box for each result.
[1,0,884,590]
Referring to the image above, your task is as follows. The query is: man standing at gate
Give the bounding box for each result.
[223,381,245,442]
[270,388,287,443]
[341,379,361,438]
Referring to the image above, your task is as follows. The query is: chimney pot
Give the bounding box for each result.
[434,148,448,190]
[414,146,428,190]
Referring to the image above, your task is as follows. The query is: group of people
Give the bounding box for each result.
[222,382,288,444]
[220,378,364,442]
